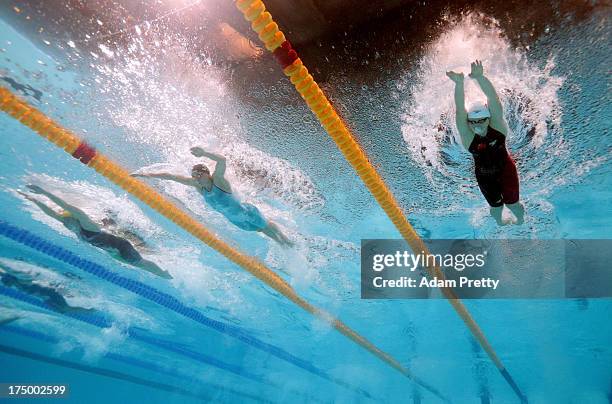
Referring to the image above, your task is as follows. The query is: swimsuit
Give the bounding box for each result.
[63,217,142,264]
[202,184,267,232]
[468,126,520,207]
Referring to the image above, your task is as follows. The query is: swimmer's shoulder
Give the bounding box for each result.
[212,178,232,194]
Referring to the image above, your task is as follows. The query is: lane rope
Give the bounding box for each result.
[0,285,266,384]
[0,220,366,396]
[232,1,527,402]
[0,87,446,400]
[0,324,265,403]
[0,344,215,402]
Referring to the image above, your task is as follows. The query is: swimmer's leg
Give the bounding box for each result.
[135,258,172,279]
[46,296,96,315]
[506,202,525,224]
[110,236,171,279]
[489,206,511,226]
[260,222,294,248]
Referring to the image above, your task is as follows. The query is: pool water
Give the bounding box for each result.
[0,3,611,403]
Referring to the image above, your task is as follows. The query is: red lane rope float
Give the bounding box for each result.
[272,40,298,68]
[72,142,97,164]
[234,1,527,402]
[0,86,449,402]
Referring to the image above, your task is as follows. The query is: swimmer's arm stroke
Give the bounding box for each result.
[131,172,196,187]
[190,147,226,177]
[469,60,509,135]
[25,185,100,231]
[446,71,473,149]
[18,191,63,222]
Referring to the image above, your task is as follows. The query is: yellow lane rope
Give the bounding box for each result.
[234,1,526,401]
[0,86,447,401]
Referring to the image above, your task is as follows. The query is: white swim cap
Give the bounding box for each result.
[467,101,491,119]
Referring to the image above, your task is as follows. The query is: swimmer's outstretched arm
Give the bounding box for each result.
[18,191,64,222]
[469,60,508,134]
[446,71,472,149]
[25,185,100,231]
[131,172,196,187]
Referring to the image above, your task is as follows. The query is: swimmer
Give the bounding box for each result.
[19,185,171,279]
[447,60,525,225]
[1,76,43,101]
[101,215,148,250]
[132,147,293,247]
[0,263,93,315]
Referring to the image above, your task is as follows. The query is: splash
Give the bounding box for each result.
[399,13,564,191]
[20,174,165,241]
[86,33,323,216]
[395,12,586,236]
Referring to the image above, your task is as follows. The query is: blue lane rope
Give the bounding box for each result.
[0,286,322,402]
[0,220,368,398]
[1,324,57,343]
[0,285,267,384]
[0,343,220,402]
[0,324,267,403]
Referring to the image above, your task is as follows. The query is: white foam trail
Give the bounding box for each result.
[89,34,323,216]
[21,174,165,240]
[55,323,129,362]
[224,141,324,212]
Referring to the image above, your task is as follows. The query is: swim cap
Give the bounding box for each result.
[60,210,72,218]
[467,101,491,119]
[192,164,210,176]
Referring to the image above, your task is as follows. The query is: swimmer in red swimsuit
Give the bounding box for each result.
[447,60,525,225]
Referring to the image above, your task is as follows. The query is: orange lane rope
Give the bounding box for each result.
[233,1,527,402]
[0,86,448,401]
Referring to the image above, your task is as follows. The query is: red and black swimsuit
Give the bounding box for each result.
[468,126,520,207]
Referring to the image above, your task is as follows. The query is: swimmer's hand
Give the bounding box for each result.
[469,60,484,78]
[26,184,45,194]
[446,71,464,83]
[190,146,206,157]
[130,172,146,178]
[17,190,35,201]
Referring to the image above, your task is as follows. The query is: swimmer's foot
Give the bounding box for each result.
[490,206,510,226]
[262,222,294,248]
[280,236,295,249]
[272,233,295,248]
[494,217,513,226]
[138,259,172,279]
[507,202,525,225]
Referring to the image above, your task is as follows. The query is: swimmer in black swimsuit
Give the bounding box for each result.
[447,60,525,225]
[0,263,94,315]
[19,185,171,279]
